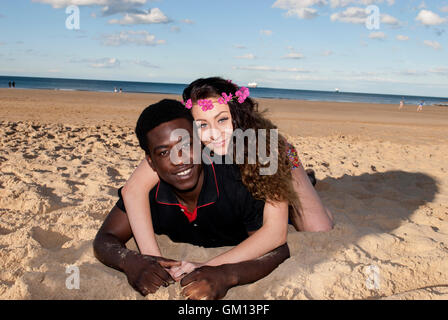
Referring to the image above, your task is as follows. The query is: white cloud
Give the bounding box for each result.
[283,52,305,59]
[428,67,448,75]
[441,6,448,13]
[417,1,426,10]
[291,74,329,81]
[369,31,386,39]
[331,6,366,23]
[91,58,120,68]
[132,59,159,68]
[33,0,142,8]
[235,53,256,60]
[396,69,426,76]
[416,10,447,25]
[233,65,310,73]
[233,44,248,49]
[71,57,121,68]
[181,19,195,24]
[108,8,169,25]
[381,13,399,25]
[328,0,352,8]
[101,30,165,46]
[287,7,319,19]
[32,0,147,15]
[273,0,396,19]
[272,0,324,19]
[322,50,334,56]
[260,29,273,36]
[329,0,395,7]
[331,6,400,25]
[423,40,442,50]
[396,35,409,41]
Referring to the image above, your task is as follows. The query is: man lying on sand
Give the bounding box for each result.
[93,99,290,300]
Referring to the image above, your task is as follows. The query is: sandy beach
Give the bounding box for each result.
[1,88,447,300]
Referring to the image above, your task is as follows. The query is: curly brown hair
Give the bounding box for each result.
[182,77,299,207]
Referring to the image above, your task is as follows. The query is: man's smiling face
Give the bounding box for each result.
[146,118,202,191]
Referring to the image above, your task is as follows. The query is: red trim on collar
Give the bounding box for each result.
[206,155,220,198]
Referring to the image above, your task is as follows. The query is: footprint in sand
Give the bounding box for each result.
[106,167,125,183]
[22,153,38,160]
[65,179,86,193]
[31,227,71,250]
[0,226,13,236]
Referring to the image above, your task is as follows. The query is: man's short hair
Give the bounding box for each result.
[135,99,194,155]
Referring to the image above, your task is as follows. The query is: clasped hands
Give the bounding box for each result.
[122,251,232,300]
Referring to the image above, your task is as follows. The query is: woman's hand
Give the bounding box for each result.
[166,261,204,282]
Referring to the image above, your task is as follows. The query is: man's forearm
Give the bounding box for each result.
[93,233,132,272]
[223,243,290,287]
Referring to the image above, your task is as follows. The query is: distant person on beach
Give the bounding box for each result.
[122,77,333,280]
[417,100,424,112]
[399,98,404,110]
[119,88,123,93]
[12,81,15,88]
[93,99,290,300]
[8,81,11,88]
[114,87,118,93]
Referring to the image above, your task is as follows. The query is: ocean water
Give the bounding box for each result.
[1,75,447,106]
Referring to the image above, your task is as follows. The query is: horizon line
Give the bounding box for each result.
[1,74,448,100]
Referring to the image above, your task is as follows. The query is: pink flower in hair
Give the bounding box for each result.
[198,99,214,111]
[222,92,233,103]
[235,86,250,103]
[218,97,225,104]
[184,99,193,109]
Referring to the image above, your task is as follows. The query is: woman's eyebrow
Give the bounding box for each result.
[195,111,228,122]
[215,111,228,118]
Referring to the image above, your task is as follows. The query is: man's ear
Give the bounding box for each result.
[146,154,155,171]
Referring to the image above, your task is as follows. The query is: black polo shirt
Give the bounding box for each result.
[116,162,265,248]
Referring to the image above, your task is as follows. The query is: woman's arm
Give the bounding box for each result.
[179,243,290,300]
[121,158,161,256]
[290,164,334,232]
[171,201,288,279]
[205,200,288,266]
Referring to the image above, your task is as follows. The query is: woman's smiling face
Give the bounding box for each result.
[191,97,234,156]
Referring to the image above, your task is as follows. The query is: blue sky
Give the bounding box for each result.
[0,0,447,97]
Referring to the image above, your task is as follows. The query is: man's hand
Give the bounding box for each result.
[122,251,181,296]
[180,265,237,300]
[179,243,290,300]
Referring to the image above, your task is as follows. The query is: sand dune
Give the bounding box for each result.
[1,89,447,299]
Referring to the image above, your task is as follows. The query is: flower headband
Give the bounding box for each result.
[183,85,250,111]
